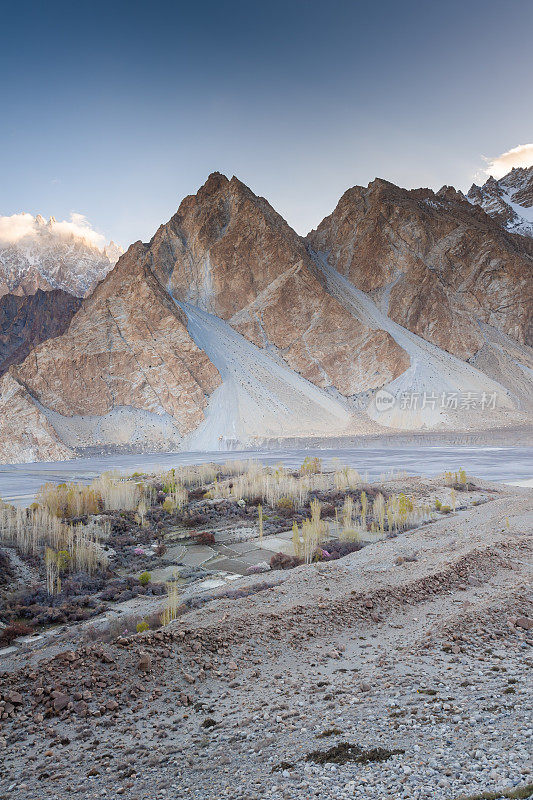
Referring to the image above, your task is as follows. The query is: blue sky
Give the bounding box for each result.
[2,0,532,247]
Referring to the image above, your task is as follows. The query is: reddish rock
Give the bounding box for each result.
[307,177,533,359]
[0,290,81,377]
[137,653,152,673]
[53,694,70,713]
[149,172,409,396]
[73,700,88,716]
[0,243,221,461]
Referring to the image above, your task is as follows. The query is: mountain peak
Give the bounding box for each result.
[199,171,230,197]
[0,212,122,298]
[468,165,533,238]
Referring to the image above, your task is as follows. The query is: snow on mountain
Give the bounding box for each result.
[468,166,533,238]
[0,212,122,297]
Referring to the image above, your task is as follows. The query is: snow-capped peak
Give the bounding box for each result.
[468,165,533,238]
[0,212,123,298]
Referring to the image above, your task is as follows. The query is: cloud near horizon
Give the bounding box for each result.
[0,211,110,250]
[483,143,533,180]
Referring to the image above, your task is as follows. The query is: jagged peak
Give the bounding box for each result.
[198,171,230,197]
[436,185,467,203]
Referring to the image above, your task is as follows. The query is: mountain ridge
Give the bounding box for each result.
[0,212,122,298]
[468,165,533,239]
[0,169,531,463]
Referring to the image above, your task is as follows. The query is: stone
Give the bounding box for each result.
[137,654,152,673]
[73,701,88,716]
[53,694,70,713]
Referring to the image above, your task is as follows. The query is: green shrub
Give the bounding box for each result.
[301,456,322,475]
[139,571,151,586]
[56,549,71,572]
[136,620,149,633]
[435,498,442,511]
[276,496,295,511]
[440,505,452,514]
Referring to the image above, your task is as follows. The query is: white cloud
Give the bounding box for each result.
[483,143,533,180]
[0,211,108,250]
[0,212,35,245]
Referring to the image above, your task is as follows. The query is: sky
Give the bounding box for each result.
[1,0,533,249]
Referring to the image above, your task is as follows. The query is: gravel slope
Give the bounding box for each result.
[0,480,531,800]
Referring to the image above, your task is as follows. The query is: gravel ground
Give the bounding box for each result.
[0,478,531,800]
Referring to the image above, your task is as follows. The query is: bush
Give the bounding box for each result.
[270,552,302,570]
[0,621,33,645]
[440,505,452,514]
[321,539,365,559]
[301,456,322,475]
[0,551,15,587]
[86,610,163,643]
[276,496,295,516]
[138,571,151,585]
[191,531,215,545]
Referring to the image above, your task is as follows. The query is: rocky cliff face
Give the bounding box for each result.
[307,179,533,359]
[0,172,531,463]
[468,166,533,239]
[0,290,81,377]
[1,242,221,458]
[0,214,121,298]
[147,173,409,396]
[0,374,75,463]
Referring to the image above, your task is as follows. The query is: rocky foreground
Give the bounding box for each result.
[0,481,532,800]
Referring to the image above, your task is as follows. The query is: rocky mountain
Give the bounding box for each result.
[1,243,221,461]
[149,173,407,397]
[0,213,122,298]
[307,179,532,359]
[0,290,81,377]
[0,173,531,463]
[468,166,533,238]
